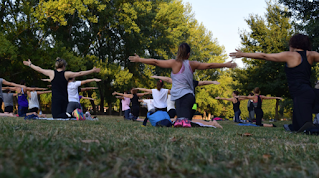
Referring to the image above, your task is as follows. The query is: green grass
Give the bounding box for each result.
[0,116,319,178]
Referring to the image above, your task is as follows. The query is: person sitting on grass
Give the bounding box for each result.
[235,87,283,127]
[2,89,18,115]
[27,89,52,118]
[215,91,245,123]
[115,91,132,120]
[66,78,101,120]
[113,89,151,121]
[129,43,236,128]
[23,58,100,118]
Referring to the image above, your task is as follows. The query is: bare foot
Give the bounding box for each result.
[212,120,223,129]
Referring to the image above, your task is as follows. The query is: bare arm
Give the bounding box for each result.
[2,79,25,88]
[129,54,175,68]
[136,92,152,97]
[215,97,234,102]
[65,67,101,79]
[81,87,98,91]
[25,87,47,91]
[23,59,54,79]
[80,78,101,85]
[2,87,17,91]
[135,88,152,93]
[116,96,124,99]
[260,95,283,100]
[235,95,255,100]
[81,97,95,100]
[37,91,52,95]
[229,49,291,63]
[150,76,172,84]
[41,79,51,82]
[191,61,237,71]
[198,81,220,86]
[112,92,133,98]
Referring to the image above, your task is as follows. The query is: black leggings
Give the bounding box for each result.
[175,93,195,120]
[51,99,69,118]
[0,98,3,113]
[255,109,264,126]
[292,90,315,131]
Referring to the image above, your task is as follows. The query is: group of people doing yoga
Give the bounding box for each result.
[215,88,283,127]
[113,33,319,131]
[1,33,317,132]
[0,58,101,120]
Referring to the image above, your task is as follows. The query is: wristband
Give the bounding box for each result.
[29,63,32,67]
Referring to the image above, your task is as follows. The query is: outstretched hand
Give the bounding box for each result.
[215,96,220,99]
[129,54,140,62]
[278,97,284,100]
[225,61,237,68]
[212,81,220,85]
[41,79,50,82]
[94,78,102,82]
[112,92,118,96]
[93,67,101,73]
[23,59,32,66]
[229,49,244,59]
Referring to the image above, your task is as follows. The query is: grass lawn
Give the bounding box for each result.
[0,116,319,178]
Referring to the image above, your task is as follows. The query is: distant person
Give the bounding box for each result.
[230,34,318,132]
[247,92,255,122]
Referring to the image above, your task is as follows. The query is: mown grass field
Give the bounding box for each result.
[0,116,318,178]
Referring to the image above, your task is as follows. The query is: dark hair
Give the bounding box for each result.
[289,34,312,51]
[233,91,239,96]
[131,88,137,95]
[249,92,254,96]
[55,57,67,69]
[156,80,164,91]
[253,87,260,94]
[78,87,81,93]
[20,79,26,85]
[176,43,191,61]
[4,89,10,93]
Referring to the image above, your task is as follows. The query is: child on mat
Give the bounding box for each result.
[129,43,236,128]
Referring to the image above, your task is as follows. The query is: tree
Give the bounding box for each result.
[232,1,293,119]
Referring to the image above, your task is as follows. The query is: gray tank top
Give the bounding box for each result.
[170,60,194,101]
[3,93,14,107]
[0,78,3,99]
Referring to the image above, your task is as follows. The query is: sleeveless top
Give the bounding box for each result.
[51,70,68,101]
[253,95,262,110]
[170,60,194,101]
[18,88,28,107]
[29,91,40,109]
[285,51,312,97]
[3,93,14,107]
[233,98,240,112]
[131,94,139,108]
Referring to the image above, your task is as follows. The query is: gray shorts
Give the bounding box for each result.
[67,102,80,113]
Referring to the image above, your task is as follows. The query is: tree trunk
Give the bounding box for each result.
[275,100,279,120]
[108,102,112,115]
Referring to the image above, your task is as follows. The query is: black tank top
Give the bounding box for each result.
[131,94,139,108]
[233,98,240,112]
[51,70,68,101]
[285,51,312,97]
[255,95,262,110]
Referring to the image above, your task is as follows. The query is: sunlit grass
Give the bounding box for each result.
[0,116,318,177]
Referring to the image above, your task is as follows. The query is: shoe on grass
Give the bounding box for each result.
[182,119,192,128]
[174,118,183,127]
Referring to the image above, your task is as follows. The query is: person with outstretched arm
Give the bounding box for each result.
[23,58,100,118]
[129,43,236,128]
[230,33,317,132]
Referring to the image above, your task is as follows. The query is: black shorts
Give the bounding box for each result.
[28,107,39,113]
[5,106,13,113]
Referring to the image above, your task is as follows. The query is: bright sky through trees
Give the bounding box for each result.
[184,0,268,67]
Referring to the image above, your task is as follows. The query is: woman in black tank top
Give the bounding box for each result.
[113,89,151,121]
[237,87,282,127]
[23,58,100,118]
[215,91,244,123]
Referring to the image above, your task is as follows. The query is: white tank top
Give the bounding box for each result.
[28,91,40,109]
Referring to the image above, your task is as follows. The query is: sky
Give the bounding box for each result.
[184,0,268,67]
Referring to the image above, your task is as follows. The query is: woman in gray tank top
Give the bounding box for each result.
[129,43,237,128]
